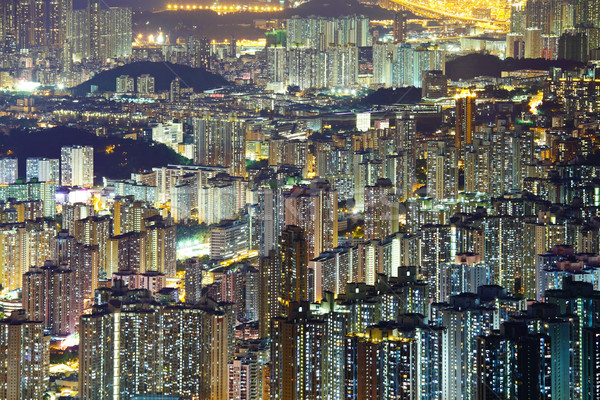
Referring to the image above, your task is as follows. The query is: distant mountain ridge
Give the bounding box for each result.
[132,0,397,41]
[283,0,395,18]
[71,62,229,96]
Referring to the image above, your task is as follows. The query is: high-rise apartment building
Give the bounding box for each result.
[171,182,192,223]
[257,186,284,257]
[1,0,130,62]
[438,253,489,302]
[440,294,495,400]
[74,215,111,274]
[0,310,49,400]
[394,111,417,201]
[170,77,181,102]
[26,157,59,183]
[61,203,93,235]
[393,11,408,42]
[426,141,459,200]
[112,197,160,236]
[195,36,211,69]
[583,327,600,400]
[79,284,234,400]
[0,0,48,51]
[364,178,399,241]
[0,157,18,184]
[477,321,552,400]
[525,27,543,58]
[286,15,370,50]
[259,250,282,338]
[107,231,146,275]
[271,302,325,400]
[60,145,94,187]
[455,92,475,151]
[193,115,247,177]
[116,74,134,93]
[22,262,77,336]
[144,217,176,277]
[280,225,309,304]
[137,74,155,94]
[266,46,287,84]
[284,180,338,259]
[209,218,249,261]
[66,1,131,62]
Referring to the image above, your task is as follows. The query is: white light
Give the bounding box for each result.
[15,81,41,92]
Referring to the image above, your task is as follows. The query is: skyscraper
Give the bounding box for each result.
[440,294,495,400]
[583,327,600,400]
[79,284,234,400]
[22,262,77,336]
[0,157,18,184]
[394,111,417,200]
[284,180,338,259]
[193,114,247,177]
[0,310,49,400]
[393,11,408,43]
[74,215,111,274]
[26,157,59,183]
[144,218,176,277]
[61,203,93,235]
[259,249,283,337]
[266,46,287,84]
[116,75,134,93]
[170,77,181,102]
[364,178,399,240]
[271,302,325,400]
[60,145,94,187]
[477,321,552,400]
[0,0,48,51]
[195,36,211,70]
[137,74,155,94]
[546,278,600,394]
[525,27,543,58]
[426,141,459,200]
[107,231,146,275]
[455,92,475,152]
[257,186,284,257]
[280,225,309,304]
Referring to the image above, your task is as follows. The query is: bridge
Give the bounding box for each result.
[381,0,510,30]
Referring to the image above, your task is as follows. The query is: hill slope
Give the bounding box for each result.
[446,53,585,80]
[0,127,191,183]
[362,87,422,105]
[72,62,228,96]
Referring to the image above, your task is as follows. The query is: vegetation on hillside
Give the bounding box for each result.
[0,127,191,182]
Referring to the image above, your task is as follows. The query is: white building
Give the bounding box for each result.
[209,218,249,260]
[26,157,60,183]
[116,75,134,93]
[150,121,184,145]
[356,112,371,132]
[0,157,18,184]
[441,295,495,400]
[137,74,155,94]
[60,146,94,187]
